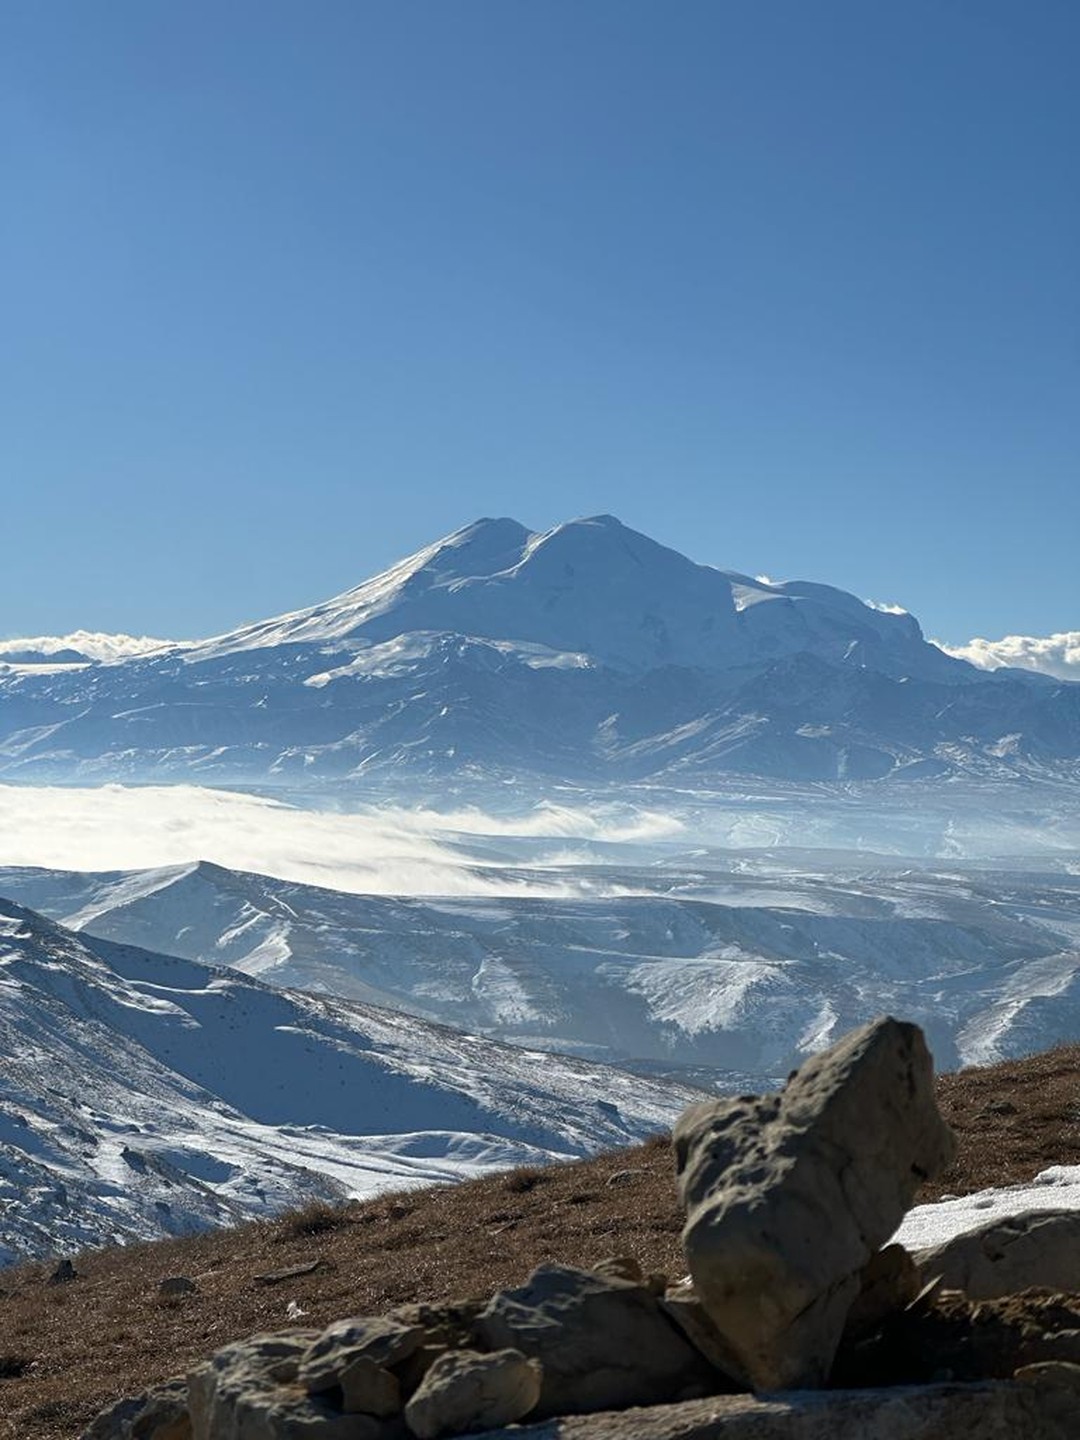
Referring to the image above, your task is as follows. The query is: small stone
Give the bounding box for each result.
[404,1348,541,1439]
[606,1168,645,1187]
[159,1276,198,1297]
[1015,1361,1080,1392]
[591,1255,643,1283]
[48,1257,77,1285]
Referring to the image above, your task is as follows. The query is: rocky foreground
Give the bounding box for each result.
[69,1019,1080,1439]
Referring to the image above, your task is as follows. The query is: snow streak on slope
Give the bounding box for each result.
[0,899,706,1263]
[5,853,1078,1080]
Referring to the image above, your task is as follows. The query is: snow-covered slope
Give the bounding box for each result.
[0,896,706,1264]
[0,515,1075,786]
[169,515,962,681]
[5,854,1079,1080]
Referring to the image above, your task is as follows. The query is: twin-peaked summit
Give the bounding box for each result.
[188,514,956,683]
[0,515,1074,785]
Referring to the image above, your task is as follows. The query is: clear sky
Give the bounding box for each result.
[2,0,1076,645]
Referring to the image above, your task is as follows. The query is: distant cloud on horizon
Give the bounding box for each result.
[938,632,1080,681]
[0,631,182,663]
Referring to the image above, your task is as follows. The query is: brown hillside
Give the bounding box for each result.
[3,1044,1080,1439]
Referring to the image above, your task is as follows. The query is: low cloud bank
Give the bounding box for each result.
[0,631,181,663]
[0,785,668,896]
[939,632,1080,681]
[402,800,683,843]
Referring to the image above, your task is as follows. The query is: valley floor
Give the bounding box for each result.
[4,1044,1080,1439]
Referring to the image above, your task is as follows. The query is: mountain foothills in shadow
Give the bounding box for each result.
[0,894,704,1262]
[1,515,1076,786]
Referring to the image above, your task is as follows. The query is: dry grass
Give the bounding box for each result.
[3,1045,1080,1439]
[274,1198,354,1242]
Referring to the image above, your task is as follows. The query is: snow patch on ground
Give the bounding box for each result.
[896,1165,1080,1251]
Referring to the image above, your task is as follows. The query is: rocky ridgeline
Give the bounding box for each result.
[86,1018,1080,1439]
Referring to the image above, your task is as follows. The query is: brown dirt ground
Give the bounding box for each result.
[3,1044,1080,1439]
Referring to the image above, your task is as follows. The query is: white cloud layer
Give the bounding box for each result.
[939,632,1080,681]
[0,785,675,896]
[0,631,180,663]
[403,801,683,843]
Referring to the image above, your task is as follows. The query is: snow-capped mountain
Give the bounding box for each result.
[0,895,706,1263]
[4,853,1079,1081]
[182,515,958,680]
[0,515,1075,785]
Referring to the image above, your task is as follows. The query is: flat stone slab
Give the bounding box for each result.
[462,1377,1080,1439]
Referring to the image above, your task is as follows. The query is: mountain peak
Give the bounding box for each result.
[178,513,964,681]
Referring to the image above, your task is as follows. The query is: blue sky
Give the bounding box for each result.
[2,0,1076,644]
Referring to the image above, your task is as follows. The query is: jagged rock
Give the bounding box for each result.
[1016,1361,1080,1392]
[915,1209,1080,1300]
[186,1332,377,1439]
[658,1293,745,1380]
[459,1378,1080,1438]
[591,1255,643,1283]
[394,1345,454,1401]
[673,1016,954,1391]
[842,1244,920,1341]
[81,1379,191,1439]
[299,1315,425,1394]
[404,1348,541,1438]
[606,1169,645,1187]
[386,1298,488,1352]
[337,1355,401,1416]
[49,1257,77,1284]
[475,1262,720,1417]
[590,1256,667,1296]
[1033,1331,1080,1365]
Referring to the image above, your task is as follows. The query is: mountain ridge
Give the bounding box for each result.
[0,514,1076,786]
[0,892,706,1263]
[167,513,966,682]
[4,851,1080,1081]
